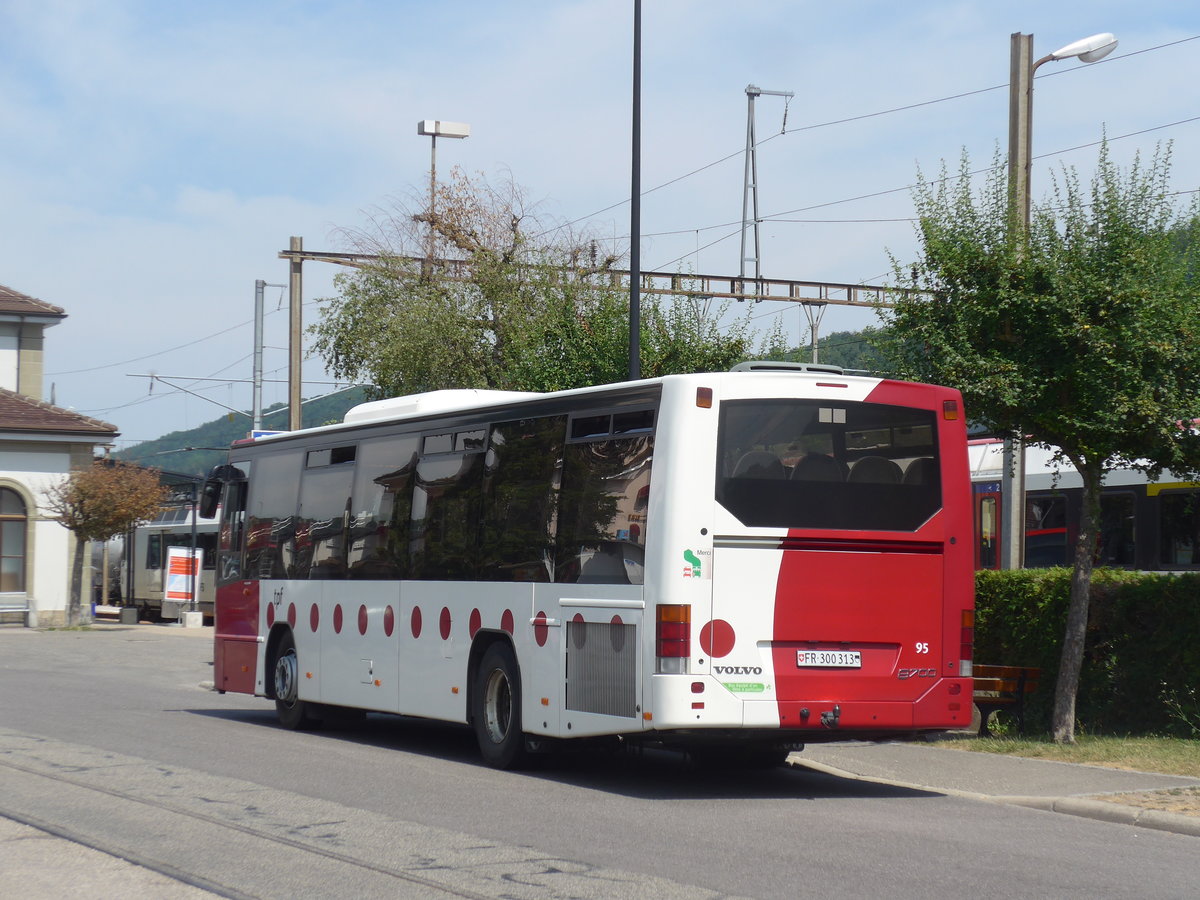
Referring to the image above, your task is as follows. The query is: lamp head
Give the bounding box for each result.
[1049,33,1117,64]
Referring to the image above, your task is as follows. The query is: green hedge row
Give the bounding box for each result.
[974,568,1200,736]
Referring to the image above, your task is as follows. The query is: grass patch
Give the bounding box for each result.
[946,734,1200,778]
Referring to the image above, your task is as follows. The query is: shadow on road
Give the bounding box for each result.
[186,707,938,803]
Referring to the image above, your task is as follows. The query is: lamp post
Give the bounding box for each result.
[417,119,470,268]
[1000,31,1116,570]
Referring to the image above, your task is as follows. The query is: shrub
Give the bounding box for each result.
[974,569,1200,736]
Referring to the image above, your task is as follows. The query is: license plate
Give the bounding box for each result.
[796,650,862,668]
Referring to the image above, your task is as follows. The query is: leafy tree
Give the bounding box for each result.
[786,327,889,372]
[45,460,169,626]
[310,169,768,396]
[882,143,1200,742]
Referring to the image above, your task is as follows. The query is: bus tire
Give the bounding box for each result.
[273,631,322,731]
[471,642,527,769]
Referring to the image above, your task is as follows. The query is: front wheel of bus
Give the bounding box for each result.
[471,642,527,769]
[274,631,321,731]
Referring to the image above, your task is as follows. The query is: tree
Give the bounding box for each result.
[45,460,168,626]
[881,143,1200,742]
[310,169,770,396]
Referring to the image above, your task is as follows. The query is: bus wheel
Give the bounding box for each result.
[273,631,322,731]
[471,642,527,769]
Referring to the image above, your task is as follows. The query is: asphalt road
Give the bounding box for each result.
[1,624,1196,899]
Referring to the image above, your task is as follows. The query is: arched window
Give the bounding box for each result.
[0,488,27,593]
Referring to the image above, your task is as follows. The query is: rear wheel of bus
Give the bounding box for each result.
[273,630,322,730]
[471,642,527,769]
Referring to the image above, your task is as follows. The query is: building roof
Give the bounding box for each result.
[0,387,118,438]
[0,284,67,320]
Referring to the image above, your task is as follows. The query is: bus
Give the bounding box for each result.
[201,364,975,768]
[970,438,1200,571]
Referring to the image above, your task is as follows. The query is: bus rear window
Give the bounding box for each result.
[716,399,941,531]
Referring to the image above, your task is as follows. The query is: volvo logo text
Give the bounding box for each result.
[714,666,763,675]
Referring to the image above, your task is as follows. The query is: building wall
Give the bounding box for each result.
[0,322,46,402]
[18,324,45,402]
[0,327,17,394]
[0,443,77,627]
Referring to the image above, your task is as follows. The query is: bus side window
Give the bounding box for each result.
[478,416,566,582]
[295,448,356,580]
[246,452,302,580]
[411,441,486,580]
[347,435,419,579]
[555,434,653,585]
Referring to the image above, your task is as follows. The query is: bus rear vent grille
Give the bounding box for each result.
[565,621,637,718]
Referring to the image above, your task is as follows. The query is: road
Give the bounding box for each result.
[0,625,1195,899]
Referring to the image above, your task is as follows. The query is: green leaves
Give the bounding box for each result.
[310,170,761,396]
[885,142,1200,478]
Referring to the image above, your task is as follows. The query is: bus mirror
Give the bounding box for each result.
[199,478,222,519]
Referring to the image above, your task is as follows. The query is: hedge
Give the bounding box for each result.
[974,568,1200,736]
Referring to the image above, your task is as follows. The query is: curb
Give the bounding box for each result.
[996,796,1200,838]
[788,758,1200,839]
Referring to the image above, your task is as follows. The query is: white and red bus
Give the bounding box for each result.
[201,363,975,768]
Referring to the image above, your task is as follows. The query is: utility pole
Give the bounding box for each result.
[288,236,303,432]
[253,279,286,432]
[740,84,793,298]
[1000,30,1116,570]
[1000,33,1033,571]
[629,0,641,380]
[254,279,265,432]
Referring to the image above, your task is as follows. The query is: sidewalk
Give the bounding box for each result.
[791,740,1200,837]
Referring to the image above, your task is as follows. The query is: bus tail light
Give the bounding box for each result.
[943,400,959,420]
[656,604,691,674]
[959,609,974,677]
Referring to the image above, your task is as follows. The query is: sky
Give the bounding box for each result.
[2,0,1198,453]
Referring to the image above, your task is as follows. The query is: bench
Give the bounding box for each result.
[0,595,32,626]
[973,665,1041,737]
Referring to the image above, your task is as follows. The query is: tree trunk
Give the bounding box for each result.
[1051,462,1102,743]
[67,536,87,628]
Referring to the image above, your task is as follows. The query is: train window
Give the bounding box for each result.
[1024,495,1068,567]
[1159,491,1200,566]
[1098,493,1136,567]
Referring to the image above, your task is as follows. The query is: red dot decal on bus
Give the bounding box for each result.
[384,605,395,637]
[611,615,626,653]
[287,603,297,628]
[501,609,514,634]
[571,613,586,650]
[310,603,319,632]
[534,611,548,647]
[358,605,368,636]
[700,619,736,658]
[469,608,481,638]
[439,607,451,640]
[411,606,422,639]
[333,604,343,634]
[266,603,275,627]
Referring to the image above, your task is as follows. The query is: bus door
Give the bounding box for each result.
[209,463,257,695]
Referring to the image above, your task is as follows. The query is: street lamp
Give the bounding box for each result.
[1000,31,1116,570]
[417,119,470,267]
